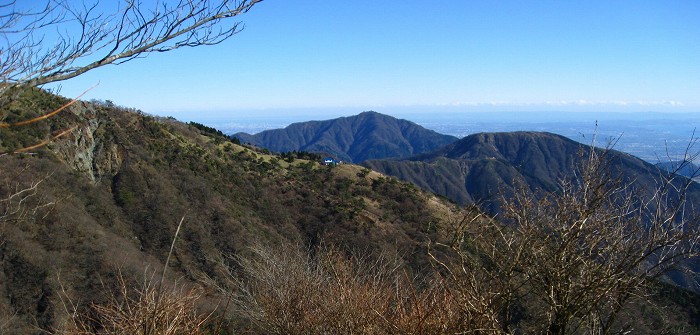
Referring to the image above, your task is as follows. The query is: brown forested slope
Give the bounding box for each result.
[0,90,454,333]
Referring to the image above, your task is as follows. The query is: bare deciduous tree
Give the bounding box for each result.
[431,142,700,334]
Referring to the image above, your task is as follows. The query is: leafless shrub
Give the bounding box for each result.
[220,241,490,334]
[225,242,386,334]
[52,215,212,335]
[55,268,211,335]
[431,140,700,334]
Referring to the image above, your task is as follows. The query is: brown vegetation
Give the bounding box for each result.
[429,142,700,334]
[0,88,460,333]
[55,269,210,335]
[3,2,700,332]
[222,241,474,334]
[1,95,699,333]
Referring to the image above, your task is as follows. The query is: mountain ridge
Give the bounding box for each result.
[0,91,460,332]
[2,92,699,333]
[234,111,458,163]
[364,131,700,214]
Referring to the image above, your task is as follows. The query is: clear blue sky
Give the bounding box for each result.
[50,1,700,119]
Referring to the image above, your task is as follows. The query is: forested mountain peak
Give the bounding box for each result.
[233,111,458,163]
[366,131,700,212]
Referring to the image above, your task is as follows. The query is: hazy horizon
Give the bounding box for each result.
[174,109,699,165]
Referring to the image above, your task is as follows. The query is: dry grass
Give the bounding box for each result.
[55,269,211,335]
[54,216,212,335]
[225,241,495,334]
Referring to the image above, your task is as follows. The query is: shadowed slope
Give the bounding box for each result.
[365,131,700,213]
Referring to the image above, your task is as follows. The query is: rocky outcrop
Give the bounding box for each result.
[51,102,123,183]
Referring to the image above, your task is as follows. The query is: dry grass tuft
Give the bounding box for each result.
[56,269,211,335]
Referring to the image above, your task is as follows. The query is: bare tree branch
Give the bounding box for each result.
[0,0,262,96]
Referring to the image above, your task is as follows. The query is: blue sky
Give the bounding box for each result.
[49,1,700,119]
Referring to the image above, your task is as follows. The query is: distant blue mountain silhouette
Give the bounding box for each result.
[233,111,458,163]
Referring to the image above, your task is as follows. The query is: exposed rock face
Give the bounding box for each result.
[51,102,123,183]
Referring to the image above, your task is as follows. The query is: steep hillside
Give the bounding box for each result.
[364,131,700,298]
[364,131,700,213]
[233,111,458,163]
[2,93,699,334]
[0,90,457,333]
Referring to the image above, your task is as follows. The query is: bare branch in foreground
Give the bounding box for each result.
[1,0,262,96]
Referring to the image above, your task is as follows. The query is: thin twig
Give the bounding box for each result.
[161,214,186,291]
[0,83,97,128]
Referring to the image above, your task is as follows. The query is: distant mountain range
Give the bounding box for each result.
[233,111,458,163]
[364,131,700,214]
[234,112,700,215]
[4,95,700,332]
